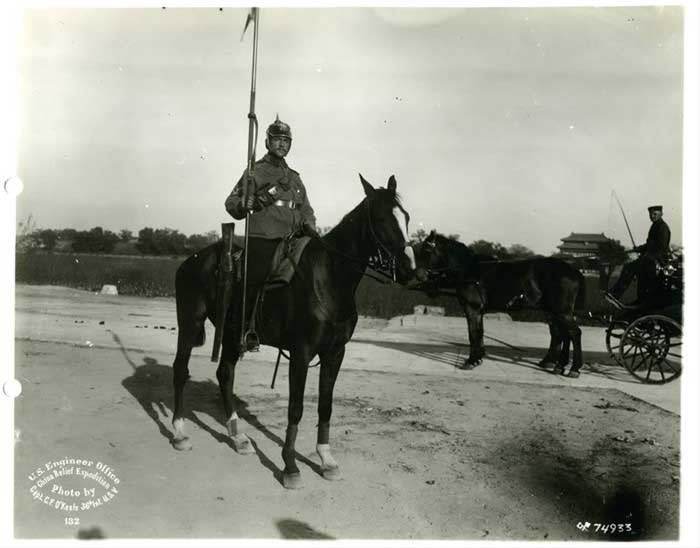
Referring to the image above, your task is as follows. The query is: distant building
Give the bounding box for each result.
[556,232,612,258]
[554,232,615,276]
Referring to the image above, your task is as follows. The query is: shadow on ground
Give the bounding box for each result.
[352,335,637,383]
[276,519,335,539]
[112,331,323,486]
[490,429,675,540]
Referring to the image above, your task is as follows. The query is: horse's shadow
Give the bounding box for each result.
[113,333,322,486]
[352,334,632,381]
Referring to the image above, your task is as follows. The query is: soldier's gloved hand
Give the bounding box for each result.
[244,194,257,212]
[255,190,274,208]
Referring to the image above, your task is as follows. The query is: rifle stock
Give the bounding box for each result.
[211,222,236,362]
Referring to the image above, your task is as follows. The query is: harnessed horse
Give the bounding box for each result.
[414,231,585,377]
[171,174,415,488]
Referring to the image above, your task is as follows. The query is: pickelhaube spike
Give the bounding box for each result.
[266,115,292,140]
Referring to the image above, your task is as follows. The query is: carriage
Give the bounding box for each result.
[602,251,683,384]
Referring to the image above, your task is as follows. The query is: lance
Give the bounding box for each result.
[612,190,637,250]
[240,7,260,355]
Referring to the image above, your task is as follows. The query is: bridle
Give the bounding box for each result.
[415,239,470,288]
[318,197,406,284]
[364,199,401,283]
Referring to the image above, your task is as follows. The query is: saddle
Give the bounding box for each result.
[236,234,312,352]
[229,234,311,289]
[265,235,312,289]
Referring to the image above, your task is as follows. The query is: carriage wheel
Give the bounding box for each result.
[618,315,682,384]
[605,319,629,366]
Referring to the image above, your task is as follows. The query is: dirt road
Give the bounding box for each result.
[13,285,680,540]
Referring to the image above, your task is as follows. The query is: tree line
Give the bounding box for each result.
[16,217,220,256]
[16,216,629,268]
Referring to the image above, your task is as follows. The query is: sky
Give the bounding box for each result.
[14,5,685,255]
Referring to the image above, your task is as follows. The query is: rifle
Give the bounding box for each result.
[210,222,236,362]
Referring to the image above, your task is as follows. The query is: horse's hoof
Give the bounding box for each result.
[282,472,304,490]
[232,434,255,455]
[172,437,193,451]
[321,465,342,481]
[552,367,565,376]
[567,371,581,379]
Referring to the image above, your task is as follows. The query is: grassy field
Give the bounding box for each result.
[15,251,607,320]
[16,252,180,298]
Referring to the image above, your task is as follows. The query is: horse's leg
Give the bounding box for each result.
[216,331,254,454]
[557,328,571,368]
[551,319,569,375]
[282,346,312,489]
[539,320,561,369]
[463,305,484,368]
[458,287,484,369]
[563,315,583,379]
[171,259,209,451]
[476,311,486,362]
[316,345,346,481]
[172,334,194,451]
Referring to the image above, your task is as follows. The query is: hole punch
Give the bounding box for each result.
[4,176,24,197]
[3,379,22,399]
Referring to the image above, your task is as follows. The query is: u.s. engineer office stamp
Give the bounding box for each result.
[27,457,120,524]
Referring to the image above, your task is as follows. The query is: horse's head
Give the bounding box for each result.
[414,229,445,282]
[359,173,416,284]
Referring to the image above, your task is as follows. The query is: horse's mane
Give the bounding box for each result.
[430,232,480,266]
[328,188,403,234]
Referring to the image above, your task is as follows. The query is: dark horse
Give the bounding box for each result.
[171,175,415,488]
[414,231,585,377]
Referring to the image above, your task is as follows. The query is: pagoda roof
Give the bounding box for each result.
[560,232,610,243]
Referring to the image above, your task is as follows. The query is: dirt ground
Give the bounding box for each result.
[12,285,680,541]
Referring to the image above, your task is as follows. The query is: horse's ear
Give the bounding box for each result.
[387,175,397,192]
[359,173,375,197]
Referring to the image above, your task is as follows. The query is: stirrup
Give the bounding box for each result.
[243,330,260,352]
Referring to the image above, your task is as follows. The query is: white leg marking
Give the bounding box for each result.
[226,412,239,437]
[316,443,339,468]
[173,418,185,438]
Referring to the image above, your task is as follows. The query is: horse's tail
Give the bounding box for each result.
[175,256,207,348]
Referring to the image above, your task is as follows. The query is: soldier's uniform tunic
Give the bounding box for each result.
[636,218,671,262]
[225,153,316,238]
[611,217,671,301]
[224,152,317,322]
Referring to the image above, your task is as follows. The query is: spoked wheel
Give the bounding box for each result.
[605,319,629,366]
[618,314,682,384]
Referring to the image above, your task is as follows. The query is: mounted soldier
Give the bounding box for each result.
[605,205,671,308]
[223,116,318,349]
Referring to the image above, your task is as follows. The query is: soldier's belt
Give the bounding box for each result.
[272,199,298,209]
